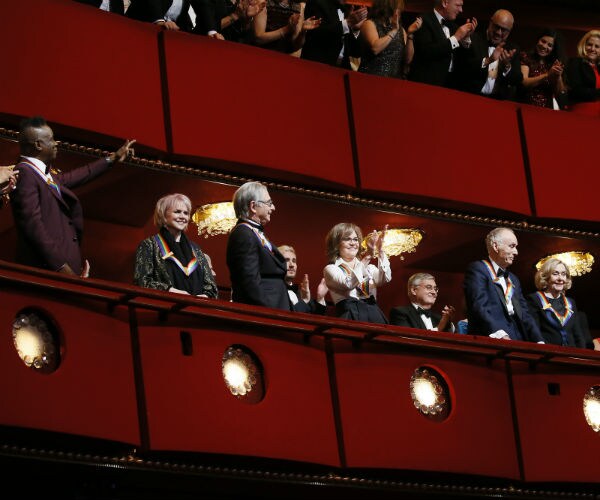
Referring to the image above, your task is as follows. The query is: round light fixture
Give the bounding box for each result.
[410,366,451,422]
[12,310,61,374]
[222,345,264,404]
[583,386,600,433]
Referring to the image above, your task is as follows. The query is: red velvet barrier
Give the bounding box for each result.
[0,0,166,151]
[510,360,600,483]
[163,32,356,187]
[348,72,532,215]
[334,341,520,479]
[137,314,340,465]
[521,106,600,222]
[0,290,140,445]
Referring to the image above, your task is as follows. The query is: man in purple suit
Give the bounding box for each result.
[11,116,135,277]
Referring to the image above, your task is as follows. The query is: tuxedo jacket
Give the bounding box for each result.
[463,260,543,342]
[74,0,125,14]
[408,11,457,87]
[10,158,111,275]
[226,221,292,311]
[287,284,327,315]
[389,305,452,332]
[526,293,586,348]
[566,57,600,104]
[301,0,359,68]
[127,0,195,31]
[454,32,522,99]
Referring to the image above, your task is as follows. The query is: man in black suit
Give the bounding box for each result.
[74,0,125,14]
[455,9,522,99]
[390,273,455,331]
[408,0,476,88]
[301,0,366,68]
[463,227,544,343]
[278,245,328,314]
[226,182,292,311]
[127,0,194,31]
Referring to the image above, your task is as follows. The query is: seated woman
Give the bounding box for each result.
[519,28,567,110]
[358,0,421,78]
[526,258,586,348]
[566,29,600,118]
[323,222,391,324]
[134,193,218,298]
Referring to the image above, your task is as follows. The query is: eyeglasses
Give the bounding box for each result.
[490,23,511,34]
[255,199,274,207]
[341,237,360,243]
[420,284,439,292]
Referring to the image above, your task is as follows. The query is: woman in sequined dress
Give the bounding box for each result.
[358,0,421,78]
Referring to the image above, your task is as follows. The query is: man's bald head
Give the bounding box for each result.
[487,9,514,46]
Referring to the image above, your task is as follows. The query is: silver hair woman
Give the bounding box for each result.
[134,193,218,298]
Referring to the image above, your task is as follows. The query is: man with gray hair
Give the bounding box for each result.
[390,272,455,331]
[226,181,292,311]
[463,227,543,342]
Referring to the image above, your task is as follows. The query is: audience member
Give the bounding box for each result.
[519,28,567,109]
[455,9,521,99]
[526,258,586,348]
[194,0,266,41]
[358,0,422,78]
[389,272,455,331]
[408,0,476,88]
[134,194,218,297]
[11,116,135,277]
[226,182,291,310]
[463,227,544,343]
[127,0,195,31]
[323,222,391,324]
[566,30,600,118]
[252,1,320,54]
[74,0,126,14]
[279,245,328,314]
[301,0,367,68]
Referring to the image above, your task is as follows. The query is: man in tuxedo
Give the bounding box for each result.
[455,9,522,99]
[278,245,328,314]
[74,0,125,14]
[301,0,366,68]
[127,0,195,31]
[408,0,476,88]
[226,182,292,311]
[11,116,135,277]
[463,227,544,343]
[390,273,455,331]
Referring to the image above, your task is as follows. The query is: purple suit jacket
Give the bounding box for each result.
[10,157,111,275]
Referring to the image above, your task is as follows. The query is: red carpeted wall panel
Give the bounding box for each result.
[349,72,532,215]
[0,0,166,150]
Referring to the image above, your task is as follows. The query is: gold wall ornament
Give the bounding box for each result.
[192,202,237,238]
[362,228,423,260]
[535,251,594,277]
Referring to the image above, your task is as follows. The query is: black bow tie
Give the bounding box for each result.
[488,40,496,47]
[417,307,432,318]
[440,18,448,26]
[497,268,508,279]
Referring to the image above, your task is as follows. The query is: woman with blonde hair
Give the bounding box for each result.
[134,193,217,298]
[526,258,586,348]
[323,222,391,323]
[566,29,600,117]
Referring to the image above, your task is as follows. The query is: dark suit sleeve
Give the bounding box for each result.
[134,238,171,291]
[512,276,543,343]
[464,261,504,335]
[11,167,68,271]
[569,299,588,349]
[389,307,415,327]
[412,15,453,63]
[127,0,166,21]
[191,0,219,34]
[58,158,111,190]
[227,226,270,306]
